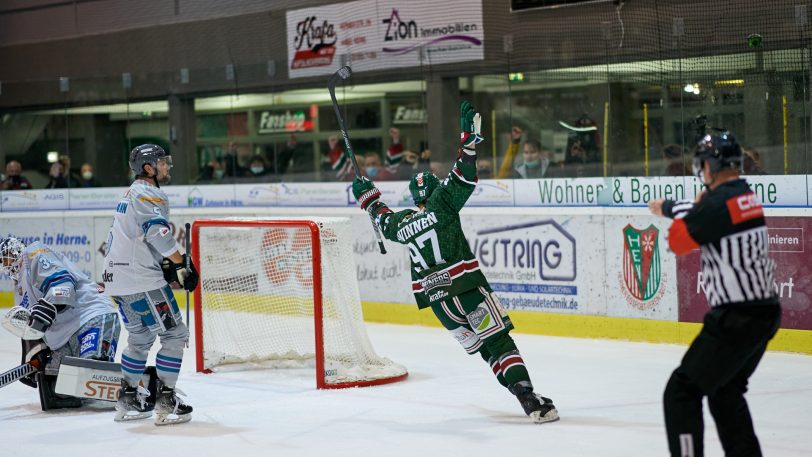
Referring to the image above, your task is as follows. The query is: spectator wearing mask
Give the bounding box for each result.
[514,139,558,179]
[197,159,227,183]
[247,155,269,178]
[363,152,394,181]
[46,155,81,189]
[79,163,99,187]
[1,160,33,190]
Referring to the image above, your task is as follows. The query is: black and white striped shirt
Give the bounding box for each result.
[663,179,779,308]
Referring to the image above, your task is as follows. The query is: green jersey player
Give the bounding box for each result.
[352,101,558,424]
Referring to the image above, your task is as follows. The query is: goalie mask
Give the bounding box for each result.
[692,131,742,180]
[409,172,440,206]
[0,236,25,281]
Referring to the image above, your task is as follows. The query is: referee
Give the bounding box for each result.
[649,131,781,457]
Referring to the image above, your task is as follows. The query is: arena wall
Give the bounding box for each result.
[1,177,810,354]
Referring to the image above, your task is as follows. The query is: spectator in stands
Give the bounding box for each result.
[561,114,602,177]
[271,134,304,179]
[363,151,394,181]
[1,160,33,190]
[477,158,494,180]
[247,155,269,178]
[496,127,561,179]
[662,144,691,176]
[743,147,767,175]
[496,126,524,179]
[223,142,249,178]
[382,128,432,180]
[79,163,100,187]
[197,158,227,183]
[324,135,353,181]
[46,155,81,189]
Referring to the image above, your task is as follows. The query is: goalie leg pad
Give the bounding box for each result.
[37,372,83,411]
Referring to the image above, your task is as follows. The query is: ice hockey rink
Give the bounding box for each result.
[1,318,810,457]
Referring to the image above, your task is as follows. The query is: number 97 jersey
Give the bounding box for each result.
[380,159,488,309]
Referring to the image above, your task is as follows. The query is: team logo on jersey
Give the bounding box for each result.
[52,287,71,298]
[619,224,665,310]
[420,271,452,291]
[78,328,100,357]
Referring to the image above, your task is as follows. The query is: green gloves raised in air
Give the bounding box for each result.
[352,177,381,211]
[460,100,483,149]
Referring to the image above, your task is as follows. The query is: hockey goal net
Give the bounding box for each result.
[191,217,408,389]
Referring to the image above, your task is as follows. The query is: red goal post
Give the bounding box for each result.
[191,217,407,389]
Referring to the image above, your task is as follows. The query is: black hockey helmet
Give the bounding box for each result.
[129,144,172,176]
[692,131,742,179]
[409,172,440,206]
[0,236,25,281]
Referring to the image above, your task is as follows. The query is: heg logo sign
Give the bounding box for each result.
[383,9,418,41]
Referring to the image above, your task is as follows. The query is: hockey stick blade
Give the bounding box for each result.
[0,362,37,389]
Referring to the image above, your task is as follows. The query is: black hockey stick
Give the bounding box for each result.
[0,362,37,389]
[328,65,387,254]
[184,222,191,348]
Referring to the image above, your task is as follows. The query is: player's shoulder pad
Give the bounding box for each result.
[24,242,62,272]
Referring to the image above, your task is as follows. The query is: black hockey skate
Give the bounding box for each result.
[114,381,154,422]
[509,382,559,424]
[154,385,192,426]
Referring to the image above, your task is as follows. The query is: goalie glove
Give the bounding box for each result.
[459,100,483,149]
[160,254,199,292]
[20,339,49,388]
[23,299,58,340]
[352,177,381,211]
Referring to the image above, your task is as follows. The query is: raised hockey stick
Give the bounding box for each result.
[328,65,386,254]
[0,361,38,389]
[184,222,191,348]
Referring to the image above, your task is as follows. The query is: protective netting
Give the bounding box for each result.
[194,217,407,387]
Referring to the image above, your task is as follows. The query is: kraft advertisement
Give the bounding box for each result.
[677,217,812,331]
[285,0,484,78]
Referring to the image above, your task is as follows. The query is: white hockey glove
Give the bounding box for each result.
[23,299,57,340]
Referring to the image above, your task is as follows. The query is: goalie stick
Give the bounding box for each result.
[185,222,191,344]
[0,361,38,389]
[328,65,387,255]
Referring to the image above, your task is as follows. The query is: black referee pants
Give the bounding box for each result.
[663,305,781,457]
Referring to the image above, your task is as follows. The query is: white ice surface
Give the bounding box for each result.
[1,318,810,457]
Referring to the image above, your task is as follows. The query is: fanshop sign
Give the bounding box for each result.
[258,110,314,134]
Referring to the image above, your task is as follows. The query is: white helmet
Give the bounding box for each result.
[0,237,25,281]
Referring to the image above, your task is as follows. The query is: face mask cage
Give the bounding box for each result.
[0,238,25,281]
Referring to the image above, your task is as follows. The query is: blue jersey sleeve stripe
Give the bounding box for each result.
[39,270,77,294]
[141,218,171,235]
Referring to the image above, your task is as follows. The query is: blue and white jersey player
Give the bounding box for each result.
[1,237,120,410]
[103,144,199,425]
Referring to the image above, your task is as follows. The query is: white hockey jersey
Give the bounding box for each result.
[17,242,115,349]
[103,180,179,296]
